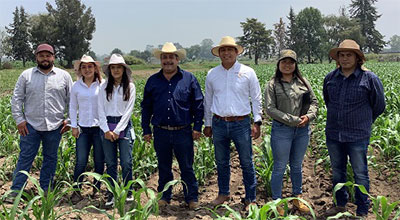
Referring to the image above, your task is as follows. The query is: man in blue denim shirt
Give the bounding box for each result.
[323,39,385,217]
[141,42,204,210]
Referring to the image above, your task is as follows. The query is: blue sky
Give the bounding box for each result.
[1,0,399,55]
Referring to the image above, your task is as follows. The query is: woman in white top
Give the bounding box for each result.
[98,54,135,207]
[69,55,104,203]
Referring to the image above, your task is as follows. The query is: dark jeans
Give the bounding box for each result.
[73,126,104,189]
[153,126,198,203]
[11,123,62,191]
[101,117,133,188]
[327,138,370,215]
[212,116,257,202]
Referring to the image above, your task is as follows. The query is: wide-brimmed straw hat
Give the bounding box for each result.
[329,39,365,62]
[102,53,132,77]
[279,49,297,62]
[153,42,186,60]
[74,55,101,77]
[211,36,244,57]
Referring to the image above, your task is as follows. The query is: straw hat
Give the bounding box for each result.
[329,39,365,62]
[153,42,186,60]
[74,55,101,77]
[102,53,132,77]
[279,49,297,62]
[211,36,244,57]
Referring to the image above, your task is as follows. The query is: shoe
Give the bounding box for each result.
[293,198,310,213]
[3,191,18,204]
[188,200,199,210]
[158,199,169,208]
[105,193,114,207]
[325,206,346,217]
[126,191,134,202]
[70,191,83,205]
[211,195,230,206]
[244,200,257,211]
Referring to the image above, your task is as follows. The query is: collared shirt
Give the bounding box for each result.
[98,81,136,135]
[204,61,262,126]
[69,78,102,128]
[11,67,72,131]
[323,67,385,142]
[141,67,204,135]
[265,76,318,127]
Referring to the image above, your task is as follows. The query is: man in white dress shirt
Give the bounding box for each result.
[203,36,262,208]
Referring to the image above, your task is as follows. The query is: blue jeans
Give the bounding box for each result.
[153,126,198,203]
[212,116,257,202]
[101,118,133,188]
[270,120,309,199]
[73,126,104,189]
[11,123,62,191]
[326,138,370,215]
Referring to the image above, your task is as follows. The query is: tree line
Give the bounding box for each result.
[1,0,398,68]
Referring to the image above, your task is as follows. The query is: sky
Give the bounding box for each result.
[1,0,399,55]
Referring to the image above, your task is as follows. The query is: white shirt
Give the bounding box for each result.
[204,61,262,126]
[69,79,101,128]
[98,81,136,135]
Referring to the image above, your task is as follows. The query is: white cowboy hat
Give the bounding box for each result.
[153,42,186,60]
[102,53,132,77]
[211,36,244,57]
[74,55,101,77]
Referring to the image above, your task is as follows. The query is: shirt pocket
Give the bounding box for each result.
[173,86,190,110]
[345,85,369,104]
[326,81,339,102]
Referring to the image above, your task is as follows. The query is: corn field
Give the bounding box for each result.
[0,62,399,219]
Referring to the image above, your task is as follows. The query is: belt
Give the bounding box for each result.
[157,125,188,131]
[214,114,248,122]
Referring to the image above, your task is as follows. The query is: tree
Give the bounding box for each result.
[199,39,214,60]
[29,13,57,51]
[238,18,274,65]
[295,7,326,63]
[389,35,400,52]
[111,48,123,55]
[46,0,96,67]
[5,6,33,67]
[186,44,201,61]
[129,49,151,63]
[274,17,286,56]
[350,0,386,53]
[286,7,298,51]
[0,29,8,67]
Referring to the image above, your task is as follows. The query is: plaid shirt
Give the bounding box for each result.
[323,67,385,142]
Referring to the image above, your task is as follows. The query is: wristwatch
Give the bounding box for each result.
[254,121,262,126]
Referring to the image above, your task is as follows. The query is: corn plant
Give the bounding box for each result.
[254,133,274,197]
[194,138,216,185]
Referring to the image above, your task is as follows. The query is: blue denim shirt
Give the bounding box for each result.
[141,67,204,135]
[323,67,385,142]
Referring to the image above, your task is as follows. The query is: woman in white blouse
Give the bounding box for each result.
[69,55,104,204]
[98,54,136,207]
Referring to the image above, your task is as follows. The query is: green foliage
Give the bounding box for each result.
[389,35,400,52]
[123,55,146,65]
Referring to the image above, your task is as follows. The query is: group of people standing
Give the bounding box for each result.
[7,36,385,218]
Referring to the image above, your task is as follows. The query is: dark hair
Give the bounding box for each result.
[273,58,310,97]
[105,65,131,102]
[79,62,102,83]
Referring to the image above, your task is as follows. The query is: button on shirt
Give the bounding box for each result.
[11,67,73,131]
[98,81,136,135]
[69,79,101,128]
[323,67,385,142]
[204,61,262,126]
[141,67,204,135]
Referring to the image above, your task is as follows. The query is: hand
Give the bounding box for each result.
[71,127,80,138]
[60,120,70,134]
[297,115,309,127]
[251,124,261,139]
[192,130,201,140]
[105,131,118,142]
[143,134,152,143]
[203,126,212,138]
[17,121,29,136]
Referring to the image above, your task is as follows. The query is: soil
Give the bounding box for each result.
[1,140,399,219]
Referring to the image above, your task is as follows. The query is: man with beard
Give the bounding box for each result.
[141,42,204,210]
[6,44,72,202]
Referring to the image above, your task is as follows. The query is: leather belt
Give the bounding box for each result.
[214,114,248,122]
[157,125,188,131]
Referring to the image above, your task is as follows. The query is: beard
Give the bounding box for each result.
[37,60,53,70]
